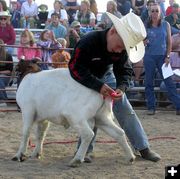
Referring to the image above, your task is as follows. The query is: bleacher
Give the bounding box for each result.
[0,28,180,112]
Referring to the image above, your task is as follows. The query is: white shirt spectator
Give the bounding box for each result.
[21,0,38,17]
[48,9,68,21]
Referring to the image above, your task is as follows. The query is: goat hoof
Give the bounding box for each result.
[68,159,82,168]
[128,155,136,164]
[12,153,27,162]
[12,156,18,161]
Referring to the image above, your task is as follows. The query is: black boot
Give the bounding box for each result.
[140,148,161,162]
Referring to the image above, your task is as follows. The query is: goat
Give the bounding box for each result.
[12,60,135,167]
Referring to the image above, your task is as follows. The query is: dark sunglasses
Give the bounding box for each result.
[0,17,7,21]
[151,9,159,13]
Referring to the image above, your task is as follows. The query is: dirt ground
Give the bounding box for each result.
[0,110,179,179]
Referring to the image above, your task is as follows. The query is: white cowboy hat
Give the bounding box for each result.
[0,11,11,17]
[106,12,147,63]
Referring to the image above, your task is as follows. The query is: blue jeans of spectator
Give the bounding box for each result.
[77,69,149,153]
[0,76,10,100]
[144,54,180,110]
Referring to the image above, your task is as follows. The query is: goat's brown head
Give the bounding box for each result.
[16,58,41,73]
[16,58,42,80]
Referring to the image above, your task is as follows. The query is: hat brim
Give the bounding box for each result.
[106,12,145,63]
[0,14,11,17]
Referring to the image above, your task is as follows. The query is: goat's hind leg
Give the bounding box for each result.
[12,111,35,162]
[30,120,49,159]
[96,117,135,163]
[69,120,94,167]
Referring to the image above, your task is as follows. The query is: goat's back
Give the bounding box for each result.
[16,68,104,120]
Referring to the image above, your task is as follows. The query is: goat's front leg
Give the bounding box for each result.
[12,112,34,162]
[30,120,49,159]
[69,120,94,167]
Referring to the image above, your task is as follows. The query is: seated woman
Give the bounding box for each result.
[37,29,61,70]
[0,39,13,107]
[65,0,80,24]
[100,0,122,29]
[74,0,96,28]
[0,11,16,55]
[17,29,41,61]
[47,0,68,27]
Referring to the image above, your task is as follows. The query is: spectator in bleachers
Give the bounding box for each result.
[74,0,96,27]
[17,29,41,61]
[10,1,21,28]
[37,4,48,29]
[116,0,131,16]
[0,11,16,55]
[68,20,84,50]
[37,29,62,70]
[115,0,131,16]
[100,0,122,29]
[46,12,68,39]
[17,0,26,10]
[47,0,68,27]
[0,0,8,12]
[143,3,180,115]
[156,0,166,17]
[61,0,67,6]
[0,39,13,107]
[166,0,175,16]
[165,3,180,30]
[141,0,156,23]
[65,0,80,24]
[89,0,98,19]
[52,38,71,68]
[131,0,147,16]
[20,0,39,28]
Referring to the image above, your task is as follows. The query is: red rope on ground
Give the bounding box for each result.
[28,136,177,148]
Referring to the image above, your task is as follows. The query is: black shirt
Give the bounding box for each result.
[68,29,134,93]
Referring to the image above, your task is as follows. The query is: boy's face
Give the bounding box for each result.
[107,27,125,53]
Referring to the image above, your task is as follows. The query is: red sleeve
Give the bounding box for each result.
[166,7,172,16]
[6,26,16,45]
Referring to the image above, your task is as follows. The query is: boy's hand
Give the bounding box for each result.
[100,84,123,100]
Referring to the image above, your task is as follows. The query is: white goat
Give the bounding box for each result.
[12,63,135,167]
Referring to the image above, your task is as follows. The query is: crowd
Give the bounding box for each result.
[0,0,180,114]
[0,0,180,167]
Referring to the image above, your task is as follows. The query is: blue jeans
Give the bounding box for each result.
[78,69,149,152]
[0,76,10,100]
[144,54,180,110]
